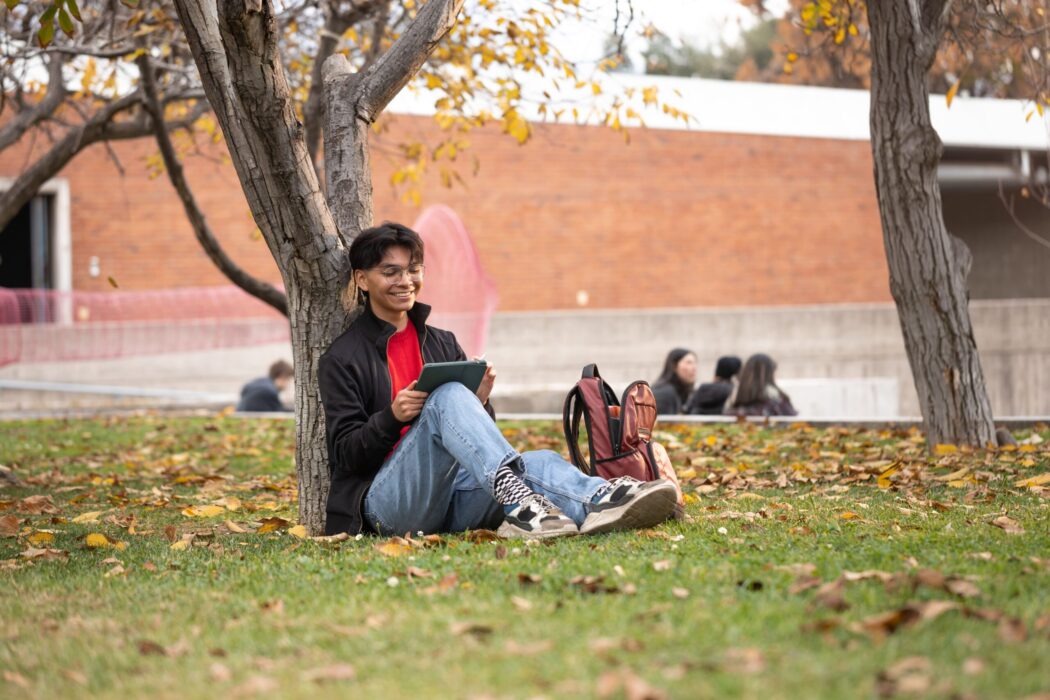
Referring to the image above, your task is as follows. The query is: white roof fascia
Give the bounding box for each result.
[386,72,1050,151]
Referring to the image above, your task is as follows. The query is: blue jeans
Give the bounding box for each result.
[362,382,608,536]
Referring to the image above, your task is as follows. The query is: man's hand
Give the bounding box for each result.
[475,360,496,405]
[391,381,428,422]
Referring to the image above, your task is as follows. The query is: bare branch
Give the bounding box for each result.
[348,0,465,122]
[137,54,289,316]
[0,54,67,153]
[999,181,1050,252]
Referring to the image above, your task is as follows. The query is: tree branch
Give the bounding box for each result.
[138,54,289,316]
[0,55,67,153]
[304,0,387,169]
[0,94,205,232]
[348,0,464,122]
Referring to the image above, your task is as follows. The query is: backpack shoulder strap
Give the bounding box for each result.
[562,385,589,472]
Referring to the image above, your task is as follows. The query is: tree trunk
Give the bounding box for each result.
[867,1,996,447]
[173,0,463,533]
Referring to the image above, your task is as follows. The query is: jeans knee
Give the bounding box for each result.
[427,381,474,406]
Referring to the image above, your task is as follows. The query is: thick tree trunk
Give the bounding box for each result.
[173,0,462,533]
[867,1,996,447]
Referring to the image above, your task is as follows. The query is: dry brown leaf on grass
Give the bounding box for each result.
[989,515,1025,534]
[17,495,58,515]
[231,675,278,697]
[301,664,355,683]
[875,656,932,697]
[3,670,30,688]
[450,621,494,638]
[0,514,19,537]
[20,547,67,561]
[256,517,290,534]
[570,575,620,594]
[504,639,553,655]
[517,573,542,585]
[71,510,104,523]
[210,663,232,682]
[375,538,413,557]
[596,669,667,700]
[855,600,960,638]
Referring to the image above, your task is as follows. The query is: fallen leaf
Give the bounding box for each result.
[225,520,247,534]
[137,639,167,656]
[182,505,225,518]
[671,587,689,599]
[517,573,542,585]
[27,531,55,546]
[857,600,959,638]
[466,529,502,543]
[404,566,431,580]
[3,670,30,688]
[721,647,765,674]
[61,669,87,686]
[876,656,931,697]
[20,547,68,561]
[503,639,552,655]
[18,495,58,515]
[210,662,232,682]
[934,444,958,455]
[0,515,19,537]
[1014,473,1050,488]
[287,525,308,539]
[231,675,277,696]
[170,537,192,551]
[163,525,178,543]
[652,559,672,572]
[450,621,493,638]
[775,563,817,577]
[301,664,355,683]
[838,511,861,520]
[962,657,985,675]
[374,538,412,557]
[256,517,290,534]
[84,532,117,549]
[510,595,532,611]
[989,515,1024,534]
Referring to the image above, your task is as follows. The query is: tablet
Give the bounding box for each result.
[415,360,488,394]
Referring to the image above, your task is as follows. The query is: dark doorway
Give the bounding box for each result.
[0,195,52,289]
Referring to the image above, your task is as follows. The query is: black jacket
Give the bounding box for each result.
[685,381,733,415]
[318,302,494,535]
[236,377,289,412]
[652,381,683,415]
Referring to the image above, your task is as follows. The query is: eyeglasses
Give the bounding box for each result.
[372,264,425,282]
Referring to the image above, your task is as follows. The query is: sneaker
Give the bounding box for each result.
[579,477,677,536]
[496,493,578,540]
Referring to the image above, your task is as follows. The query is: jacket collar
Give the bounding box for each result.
[359,300,432,352]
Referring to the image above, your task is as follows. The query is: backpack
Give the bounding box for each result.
[562,364,660,481]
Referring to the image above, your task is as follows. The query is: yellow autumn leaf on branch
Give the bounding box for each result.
[946,79,961,108]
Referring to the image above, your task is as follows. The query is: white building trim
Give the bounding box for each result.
[0,176,71,294]
[389,73,1050,151]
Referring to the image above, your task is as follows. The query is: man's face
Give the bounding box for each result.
[355,245,423,317]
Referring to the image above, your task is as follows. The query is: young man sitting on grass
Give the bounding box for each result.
[319,223,677,539]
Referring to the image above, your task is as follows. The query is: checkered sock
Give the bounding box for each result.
[492,461,533,505]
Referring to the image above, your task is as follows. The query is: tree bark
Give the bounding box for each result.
[0,55,67,153]
[173,0,462,533]
[137,55,289,316]
[867,0,996,447]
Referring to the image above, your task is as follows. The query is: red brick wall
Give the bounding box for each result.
[0,114,892,309]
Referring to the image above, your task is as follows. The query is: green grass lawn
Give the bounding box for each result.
[1,416,1048,699]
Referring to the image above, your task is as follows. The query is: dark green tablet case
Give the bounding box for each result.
[415,360,488,394]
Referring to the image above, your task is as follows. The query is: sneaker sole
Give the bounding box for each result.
[579,481,678,536]
[495,520,578,540]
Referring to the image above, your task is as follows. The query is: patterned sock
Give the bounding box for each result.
[492,461,533,505]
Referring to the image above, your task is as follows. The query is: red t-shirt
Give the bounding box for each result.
[387,319,423,453]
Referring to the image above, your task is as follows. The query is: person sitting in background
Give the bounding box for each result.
[725,353,797,417]
[651,348,697,415]
[685,355,742,415]
[237,360,294,412]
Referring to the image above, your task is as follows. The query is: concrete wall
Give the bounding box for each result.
[1,300,1046,417]
[485,299,1050,416]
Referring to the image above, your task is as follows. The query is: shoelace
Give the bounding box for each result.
[593,476,641,503]
[518,492,558,515]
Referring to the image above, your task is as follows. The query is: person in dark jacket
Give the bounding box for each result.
[685,355,742,415]
[318,223,676,539]
[724,353,797,417]
[651,348,697,415]
[236,360,293,412]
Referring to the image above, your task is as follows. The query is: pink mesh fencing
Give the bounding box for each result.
[412,205,499,358]
[0,205,497,366]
